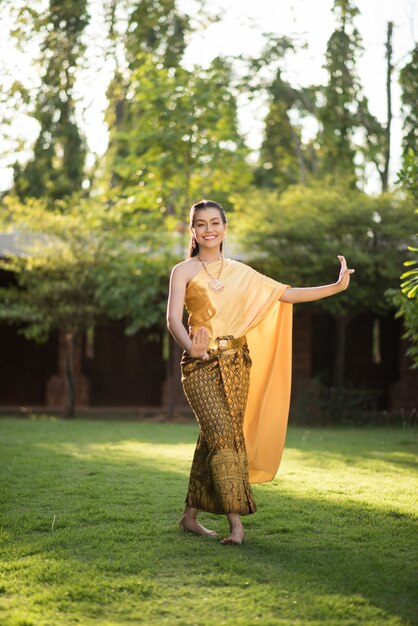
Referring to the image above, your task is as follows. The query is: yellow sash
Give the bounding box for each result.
[186,259,293,483]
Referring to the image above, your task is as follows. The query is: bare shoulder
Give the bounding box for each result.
[170,258,200,283]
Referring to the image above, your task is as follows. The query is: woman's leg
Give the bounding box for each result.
[220,512,245,545]
[179,504,217,536]
[180,345,254,542]
[182,349,255,516]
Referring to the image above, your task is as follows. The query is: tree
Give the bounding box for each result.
[399,44,418,156]
[101,2,251,207]
[398,151,418,300]
[357,22,393,192]
[0,197,175,416]
[101,50,252,417]
[395,42,418,363]
[102,51,251,218]
[232,184,416,385]
[102,0,192,188]
[237,36,317,191]
[393,148,418,367]
[125,0,190,70]
[255,68,317,191]
[11,0,89,204]
[318,0,363,184]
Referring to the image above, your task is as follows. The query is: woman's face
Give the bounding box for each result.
[191,208,227,252]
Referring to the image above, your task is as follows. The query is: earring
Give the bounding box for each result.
[192,237,196,249]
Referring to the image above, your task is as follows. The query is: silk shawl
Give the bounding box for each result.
[185,258,293,483]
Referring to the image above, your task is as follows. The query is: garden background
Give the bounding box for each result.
[0,0,417,418]
[0,1,417,624]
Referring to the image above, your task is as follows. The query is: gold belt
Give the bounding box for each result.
[207,336,247,351]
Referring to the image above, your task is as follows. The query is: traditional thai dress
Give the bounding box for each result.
[181,258,293,516]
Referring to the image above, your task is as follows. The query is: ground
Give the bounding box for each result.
[0,417,416,626]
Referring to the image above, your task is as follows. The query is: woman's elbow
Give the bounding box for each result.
[166,314,178,332]
[279,287,293,303]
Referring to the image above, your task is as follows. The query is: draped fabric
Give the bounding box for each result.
[185,259,293,484]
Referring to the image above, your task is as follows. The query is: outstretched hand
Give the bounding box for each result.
[336,255,355,291]
[189,327,209,360]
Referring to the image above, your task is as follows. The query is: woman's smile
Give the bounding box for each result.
[191,207,227,251]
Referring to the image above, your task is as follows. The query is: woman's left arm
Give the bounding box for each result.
[279,255,355,304]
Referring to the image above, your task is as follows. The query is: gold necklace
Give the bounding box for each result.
[197,255,225,293]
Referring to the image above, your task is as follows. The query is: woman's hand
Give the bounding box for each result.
[189,327,209,360]
[336,255,355,291]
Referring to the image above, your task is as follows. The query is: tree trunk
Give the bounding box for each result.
[333,316,348,387]
[64,332,76,418]
[382,21,393,193]
[290,124,307,185]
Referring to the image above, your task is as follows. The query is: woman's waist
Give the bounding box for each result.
[207,335,247,351]
[189,332,247,353]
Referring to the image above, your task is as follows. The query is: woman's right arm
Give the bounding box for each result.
[166,265,209,360]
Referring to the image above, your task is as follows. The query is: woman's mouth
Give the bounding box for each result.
[203,235,217,240]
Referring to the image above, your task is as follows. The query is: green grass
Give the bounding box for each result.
[0,417,416,626]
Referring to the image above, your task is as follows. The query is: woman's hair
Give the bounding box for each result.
[187,199,227,258]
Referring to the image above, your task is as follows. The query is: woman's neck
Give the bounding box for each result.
[196,250,222,262]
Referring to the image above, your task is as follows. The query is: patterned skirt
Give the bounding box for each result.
[181,338,256,515]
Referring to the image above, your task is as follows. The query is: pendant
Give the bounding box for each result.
[208,278,225,293]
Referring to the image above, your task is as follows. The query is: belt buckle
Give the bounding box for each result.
[218,338,228,349]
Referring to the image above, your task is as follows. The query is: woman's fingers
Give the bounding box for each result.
[196,327,208,346]
[338,255,347,274]
[337,255,355,289]
[192,327,209,358]
[338,255,355,273]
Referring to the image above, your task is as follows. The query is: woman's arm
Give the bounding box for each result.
[279,255,355,304]
[166,265,209,359]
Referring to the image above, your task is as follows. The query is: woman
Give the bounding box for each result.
[167,199,354,545]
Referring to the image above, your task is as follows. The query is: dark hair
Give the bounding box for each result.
[187,199,227,258]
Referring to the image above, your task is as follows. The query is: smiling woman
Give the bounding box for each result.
[166,198,355,545]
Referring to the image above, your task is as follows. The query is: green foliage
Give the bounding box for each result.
[255,68,317,191]
[401,247,418,300]
[399,45,418,155]
[104,53,251,215]
[389,290,418,368]
[396,148,418,204]
[392,149,418,366]
[318,0,363,184]
[11,0,89,204]
[238,35,317,192]
[126,0,190,69]
[232,184,416,318]
[0,196,176,341]
[291,377,382,426]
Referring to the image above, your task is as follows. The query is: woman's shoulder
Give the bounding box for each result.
[170,258,200,280]
[226,258,255,273]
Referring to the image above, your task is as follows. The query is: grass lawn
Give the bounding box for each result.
[0,417,416,626]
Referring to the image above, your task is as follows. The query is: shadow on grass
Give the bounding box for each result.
[0,419,417,625]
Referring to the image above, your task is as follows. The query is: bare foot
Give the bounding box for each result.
[179,515,217,537]
[220,523,244,545]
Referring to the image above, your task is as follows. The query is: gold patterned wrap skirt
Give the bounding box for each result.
[181,336,256,515]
